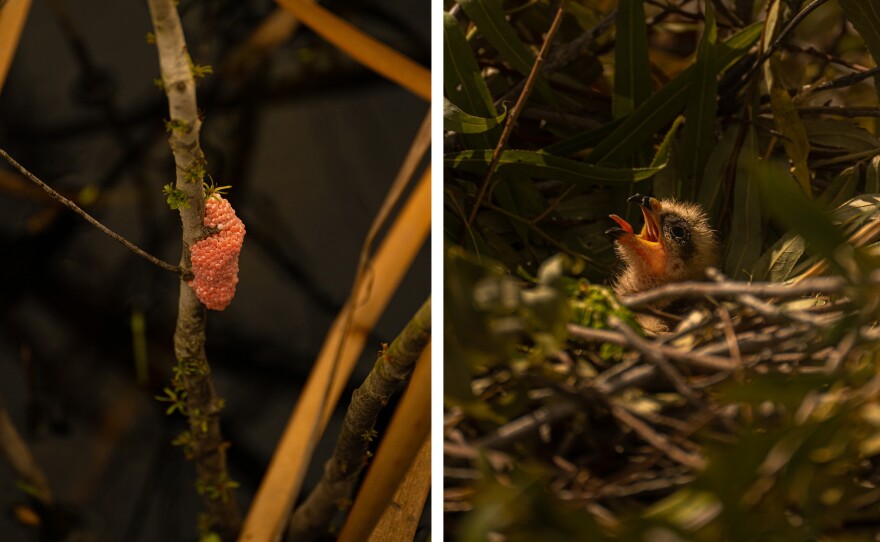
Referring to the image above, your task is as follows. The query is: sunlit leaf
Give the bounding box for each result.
[444,98,507,134]
[751,232,805,282]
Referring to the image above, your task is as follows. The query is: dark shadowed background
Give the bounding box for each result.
[0,0,429,539]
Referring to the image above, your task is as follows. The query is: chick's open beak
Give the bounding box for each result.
[606,195,667,275]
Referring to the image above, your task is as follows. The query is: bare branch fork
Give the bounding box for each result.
[0,148,181,275]
[146,0,240,537]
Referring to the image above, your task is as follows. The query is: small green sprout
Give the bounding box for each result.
[163,184,190,210]
[204,177,232,200]
[164,119,190,133]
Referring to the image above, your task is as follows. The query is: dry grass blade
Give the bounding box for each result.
[239,169,430,542]
[288,299,431,540]
[0,397,53,506]
[337,345,431,542]
[275,0,429,101]
[0,0,31,93]
[366,437,431,542]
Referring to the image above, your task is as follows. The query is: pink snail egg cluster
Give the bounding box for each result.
[187,195,245,310]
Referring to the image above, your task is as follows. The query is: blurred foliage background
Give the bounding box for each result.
[444,0,880,540]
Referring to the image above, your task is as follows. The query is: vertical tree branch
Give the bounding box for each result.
[146,0,240,538]
[287,298,431,541]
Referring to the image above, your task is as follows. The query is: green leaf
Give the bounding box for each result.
[819,166,860,209]
[751,232,805,282]
[724,126,763,279]
[613,0,651,119]
[444,98,507,133]
[697,125,739,226]
[758,159,850,269]
[769,59,812,197]
[680,0,718,200]
[443,12,497,119]
[587,22,763,165]
[803,118,880,152]
[457,0,554,102]
[867,155,880,193]
[493,177,547,245]
[445,149,665,185]
[542,118,625,157]
[839,0,880,101]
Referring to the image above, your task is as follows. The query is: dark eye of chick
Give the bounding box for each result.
[670,225,686,239]
[662,215,695,261]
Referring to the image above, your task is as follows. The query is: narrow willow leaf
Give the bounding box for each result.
[724,127,763,279]
[697,125,738,226]
[613,0,651,119]
[681,0,718,200]
[830,193,880,235]
[802,119,880,151]
[652,116,684,169]
[457,0,554,102]
[444,12,495,117]
[751,233,805,282]
[818,166,860,209]
[493,177,548,246]
[587,22,762,166]
[444,149,664,185]
[444,12,497,148]
[444,98,507,134]
[768,59,811,196]
[652,117,685,197]
[543,118,625,157]
[839,0,880,101]
[758,160,850,269]
[867,155,880,193]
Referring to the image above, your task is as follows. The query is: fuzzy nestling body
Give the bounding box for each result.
[607,194,720,331]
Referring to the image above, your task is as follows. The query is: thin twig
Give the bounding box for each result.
[566,324,735,372]
[0,148,181,275]
[739,0,831,89]
[464,0,571,231]
[611,317,705,408]
[610,405,706,470]
[620,273,854,309]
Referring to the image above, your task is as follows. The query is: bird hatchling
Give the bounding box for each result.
[606,193,720,332]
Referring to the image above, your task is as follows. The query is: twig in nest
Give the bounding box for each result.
[610,317,705,409]
[705,268,826,327]
[621,272,852,309]
[610,405,706,470]
[474,401,580,450]
[566,324,735,372]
